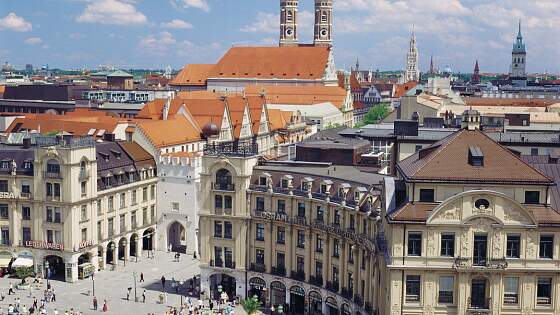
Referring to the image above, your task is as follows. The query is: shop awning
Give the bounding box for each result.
[11,257,33,268]
[0,258,11,268]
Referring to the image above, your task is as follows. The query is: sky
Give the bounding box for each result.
[0,0,559,73]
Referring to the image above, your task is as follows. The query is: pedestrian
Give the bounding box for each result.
[8,282,14,295]
[102,300,108,312]
[127,287,132,300]
[140,272,144,282]
[33,297,38,309]
[142,290,146,303]
[52,288,56,302]
[54,308,59,315]
[93,296,98,310]
[1,290,5,300]
[161,276,166,290]
[209,300,214,310]
[168,244,172,252]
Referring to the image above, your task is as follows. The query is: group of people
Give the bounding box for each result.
[159,297,235,315]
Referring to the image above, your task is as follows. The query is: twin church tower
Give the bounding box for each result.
[279,0,333,47]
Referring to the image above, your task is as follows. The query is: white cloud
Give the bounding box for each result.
[25,37,43,45]
[76,0,147,26]
[160,19,193,29]
[139,31,177,54]
[178,0,210,12]
[0,13,32,32]
[240,10,314,42]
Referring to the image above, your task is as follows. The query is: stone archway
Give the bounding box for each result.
[130,233,139,258]
[168,221,186,253]
[106,241,116,265]
[44,255,65,281]
[118,237,127,261]
[143,228,155,251]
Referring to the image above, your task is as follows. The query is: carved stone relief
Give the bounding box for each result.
[427,229,436,256]
[492,231,502,257]
[470,217,495,232]
[526,232,537,258]
[439,207,460,221]
[503,207,526,223]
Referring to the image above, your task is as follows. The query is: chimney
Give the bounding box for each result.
[163,97,171,120]
[22,138,31,149]
[104,133,116,142]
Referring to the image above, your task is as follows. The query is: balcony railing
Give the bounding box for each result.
[43,171,62,179]
[467,297,491,313]
[224,260,235,269]
[250,263,266,273]
[271,266,286,277]
[326,281,339,293]
[210,259,223,268]
[213,183,235,191]
[291,271,305,281]
[20,192,32,199]
[309,275,323,286]
[203,142,258,157]
[453,257,508,270]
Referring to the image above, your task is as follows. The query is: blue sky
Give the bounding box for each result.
[0,0,559,73]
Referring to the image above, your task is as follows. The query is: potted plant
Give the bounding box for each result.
[14,266,34,289]
[241,295,262,315]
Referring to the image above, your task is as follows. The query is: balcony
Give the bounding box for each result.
[203,141,258,157]
[224,260,235,269]
[453,257,508,270]
[291,271,305,281]
[213,183,235,192]
[309,275,323,286]
[467,297,491,314]
[79,169,90,180]
[341,288,352,299]
[20,192,32,199]
[250,263,266,273]
[210,259,223,268]
[326,281,339,293]
[271,266,286,277]
[43,171,62,179]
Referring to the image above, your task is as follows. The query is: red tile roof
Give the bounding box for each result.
[134,115,202,148]
[244,85,348,110]
[170,64,214,86]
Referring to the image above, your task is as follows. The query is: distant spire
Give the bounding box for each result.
[474,60,479,71]
[429,54,434,74]
[517,19,522,39]
[355,58,360,72]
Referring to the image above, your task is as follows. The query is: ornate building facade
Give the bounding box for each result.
[510,20,527,87]
[404,28,419,83]
[381,111,560,314]
[313,0,334,47]
[198,142,385,314]
[280,0,299,47]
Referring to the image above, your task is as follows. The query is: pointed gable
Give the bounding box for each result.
[397,129,553,184]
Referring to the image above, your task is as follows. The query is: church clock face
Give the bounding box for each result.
[320,28,328,37]
[286,28,293,36]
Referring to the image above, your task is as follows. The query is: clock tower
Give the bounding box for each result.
[313,0,333,47]
[280,0,299,47]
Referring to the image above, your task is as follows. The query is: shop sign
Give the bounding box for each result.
[76,240,93,251]
[256,211,376,253]
[24,240,64,251]
[0,192,15,199]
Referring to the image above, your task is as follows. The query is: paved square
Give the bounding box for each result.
[0,252,247,314]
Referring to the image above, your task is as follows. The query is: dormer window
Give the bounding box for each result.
[259,177,267,186]
[46,160,60,174]
[468,146,484,166]
[23,161,32,169]
[419,189,435,202]
[321,184,327,194]
[281,179,289,189]
[0,160,10,169]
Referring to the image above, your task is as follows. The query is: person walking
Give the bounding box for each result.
[52,288,56,302]
[140,272,144,282]
[102,300,108,312]
[161,276,166,291]
[142,290,146,303]
[127,287,132,300]
[92,296,98,310]
[8,282,14,295]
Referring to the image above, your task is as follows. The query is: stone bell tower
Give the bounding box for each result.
[313,0,333,47]
[280,0,299,47]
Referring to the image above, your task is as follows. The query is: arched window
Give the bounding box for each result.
[287,10,293,22]
[321,11,328,23]
[215,169,233,191]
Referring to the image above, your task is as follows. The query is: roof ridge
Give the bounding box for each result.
[408,129,465,178]
[476,129,553,183]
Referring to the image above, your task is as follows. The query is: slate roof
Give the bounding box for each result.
[397,129,553,184]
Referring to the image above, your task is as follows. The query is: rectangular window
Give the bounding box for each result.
[504,277,519,304]
[81,181,86,195]
[108,218,114,237]
[332,267,339,285]
[539,235,554,259]
[537,277,552,305]
[97,200,102,215]
[108,196,114,211]
[348,247,354,263]
[531,148,539,156]
[258,177,267,186]
[131,190,137,205]
[277,200,286,214]
[349,215,355,230]
[0,180,7,193]
[316,237,323,253]
[21,182,30,194]
[150,205,155,222]
[81,228,87,242]
[120,193,126,208]
[333,239,340,257]
[131,211,137,229]
[419,189,435,202]
[97,221,102,240]
[171,202,179,212]
[142,208,147,226]
[255,249,265,265]
[276,252,285,269]
[315,261,322,277]
[224,196,232,209]
[405,275,421,302]
[441,234,455,257]
[46,230,53,243]
[438,276,454,304]
[408,232,422,256]
[256,197,264,211]
[296,256,304,273]
[277,226,285,244]
[297,230,305,248]
[316,206,324,222]
[256,223,265,241]
[150,185,155,200]
[506,235,520,258]
[334,210,341,226]
[215,195,223,209]
[214,247,222,265]
[142,187,148,202]
[119,214,125,233]
[224,221,232,239]
[54,183,60,197]
[297,202,305,218]
[214,222,223,238]
[281,179,289,189]
[525,191,540,204]
[22,227,31,242]
[81,205,87,221]
[17,205,29,221]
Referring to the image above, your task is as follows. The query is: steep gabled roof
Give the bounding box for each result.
[397,129,553,184]
[209,46,331,80]
[136,99,185,120]
[170,64,215,86]
[244,85,347,110]
[134,115,201,148]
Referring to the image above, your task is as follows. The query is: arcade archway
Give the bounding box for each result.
[44,255,64,281]
[209,273,236,301]
[168,221,186,253]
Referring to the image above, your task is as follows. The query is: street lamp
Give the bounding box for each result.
[278,304,284,314]
[110,244,116,268]
[270,305,275,314]
[44,261,50,287]
[134,235,139,262]
[179,280,184,306]
[123,240,128,267]
[91,272,95,296]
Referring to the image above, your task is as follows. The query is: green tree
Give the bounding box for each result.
[241,295,262,315]
[14,266,34,284]
[356,103,390,127]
